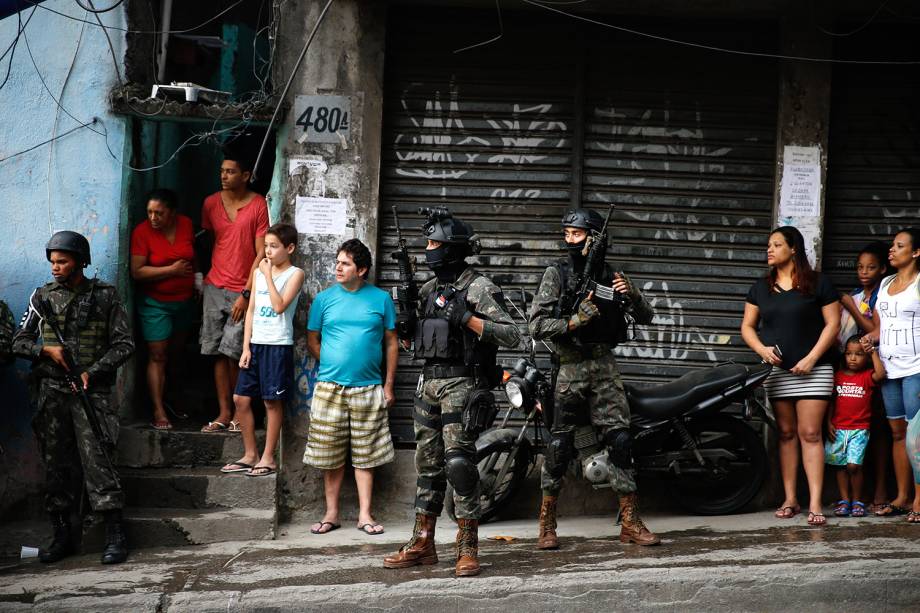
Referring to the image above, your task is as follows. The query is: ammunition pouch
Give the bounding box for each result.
[462,388,497,436]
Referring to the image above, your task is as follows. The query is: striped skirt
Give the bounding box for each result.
[763,363,834,400]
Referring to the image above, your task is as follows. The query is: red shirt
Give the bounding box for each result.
[201,192,269,293]
[130,215,195,302]
[832,369,876,430]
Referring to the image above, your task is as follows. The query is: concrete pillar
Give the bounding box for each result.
[271,0,387,519]
[771,11,833,269]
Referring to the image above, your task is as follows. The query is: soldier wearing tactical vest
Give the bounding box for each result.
[13,231,134,564]
[529,208,660,549]
[384,207,521,577]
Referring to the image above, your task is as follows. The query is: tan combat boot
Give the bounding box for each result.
[383,513,438,568]
[536,495,559,550]
[618,492,661,546]
[455,518,480,576]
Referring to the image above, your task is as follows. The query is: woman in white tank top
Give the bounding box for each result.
[862,228,920,521]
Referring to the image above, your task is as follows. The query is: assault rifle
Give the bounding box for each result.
[37,297,120,481]
[390,207,418,341]
[559,204,622,317]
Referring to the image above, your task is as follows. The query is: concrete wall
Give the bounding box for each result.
[271,0,388,520]
[0,1,128,517]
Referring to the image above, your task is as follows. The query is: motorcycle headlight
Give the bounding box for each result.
[505,379,525,408]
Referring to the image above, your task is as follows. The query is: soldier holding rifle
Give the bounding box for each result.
[13,231,134,564]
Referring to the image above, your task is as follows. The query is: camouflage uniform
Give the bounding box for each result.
[529,264,653,496]
[0,300,14,366]
[13,278,134,513]
[413,266,521,520]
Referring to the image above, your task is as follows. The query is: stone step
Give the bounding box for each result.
[81,507,276,552]
[117,423,266,468]
[122,467,277,510]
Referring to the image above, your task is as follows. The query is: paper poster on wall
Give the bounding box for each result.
[779,145,821,218]
[295,196,347,235]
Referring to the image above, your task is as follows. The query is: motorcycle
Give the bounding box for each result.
[446,341,774,522]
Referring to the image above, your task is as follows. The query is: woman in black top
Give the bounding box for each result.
[741,226,840,526]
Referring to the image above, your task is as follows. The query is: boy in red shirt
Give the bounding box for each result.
[826,335,886,517]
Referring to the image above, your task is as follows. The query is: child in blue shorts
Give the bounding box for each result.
[826,335,886,517]
[221,223,304,477]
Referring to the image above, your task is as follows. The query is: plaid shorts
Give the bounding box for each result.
[302,382,396,470]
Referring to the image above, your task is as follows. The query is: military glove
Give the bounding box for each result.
[440,298,473,330]
[569,298,599,329]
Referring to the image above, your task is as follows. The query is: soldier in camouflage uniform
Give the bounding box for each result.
[13,231,134,565]
[0,300,14,366]
[529,208,660,549]
[384,207,520,577]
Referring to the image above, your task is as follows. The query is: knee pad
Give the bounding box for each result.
[445,450,478,497]
[603,428,634,469]
[544,429,575,479]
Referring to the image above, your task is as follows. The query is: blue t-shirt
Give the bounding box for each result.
[307,283,396,387]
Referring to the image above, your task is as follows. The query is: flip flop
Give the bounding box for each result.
[201,421,230,433]
[875,502,910,517]
[246,466,276,477]
[150,420,173,431]
[774,505,801,519]
[228,420,242,433]
[807,512,827,526]
[310,521,341,535]
[220,462,254,474]
[357,523,385,535]
[907,511,920,523]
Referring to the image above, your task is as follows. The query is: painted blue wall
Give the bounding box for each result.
[0,1,127,516]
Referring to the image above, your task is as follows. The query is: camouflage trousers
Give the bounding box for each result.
[31,379,123,514]
[541,352,637,496]
[413,375,480,520]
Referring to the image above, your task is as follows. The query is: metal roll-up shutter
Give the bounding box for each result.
[377,9,779,443]
[823,61,920,290]
[583,32,779,382]
[378,11,579,443]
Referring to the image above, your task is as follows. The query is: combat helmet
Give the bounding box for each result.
[561,208,604,233]
[46,231,91,267]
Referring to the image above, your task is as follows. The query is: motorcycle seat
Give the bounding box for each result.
[625,364,752,419]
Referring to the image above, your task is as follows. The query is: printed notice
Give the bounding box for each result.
[295,196,347,235]
[779,145,821,218]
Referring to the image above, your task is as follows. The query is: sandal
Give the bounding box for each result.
[246,466,276,477]
[875,502,910,517]
[220,461,253,474]
[774,505,801,519]
[310,521,341,535]
[807,512,827,526]
[850,501,867,518]
[833,500,851,517]
[228,420,242,433]
[907,511,920,523]
[201,420,229,433]
[357,522,385,535]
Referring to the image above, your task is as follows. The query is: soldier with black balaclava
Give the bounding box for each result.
[13,231,134,565]
[529,208,660,549]
[384,207,520,577]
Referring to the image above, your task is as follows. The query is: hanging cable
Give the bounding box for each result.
[817,0,891,37]
[0,7,37,93]
[86,0,123,84]
[0,122,96,165]
[74,0,123,13]
[454,0,503,53]
[251,0,335,182]
[522,0,920,65]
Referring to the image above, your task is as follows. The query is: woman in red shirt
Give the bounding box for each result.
[130,189,196,429]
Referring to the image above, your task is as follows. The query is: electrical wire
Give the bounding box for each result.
[20,0,245,35]
[522,0,920,65]
[74,0,124,13]
[0,121,96,165]
[817,0,890,37]
[454,0,503,53]
[251,0,335,182]
[0,7,37,92]
[87,0,123,84]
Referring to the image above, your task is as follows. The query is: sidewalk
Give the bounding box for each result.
[1,511,919,611]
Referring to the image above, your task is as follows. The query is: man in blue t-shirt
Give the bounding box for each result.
[303,239,398,536]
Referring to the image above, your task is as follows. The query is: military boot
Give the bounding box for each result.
[618,492,660,546]
[455,518,480,577]
[383,513,438,568]
[536,495,559,550]
[101,510,129,564]
[39,512,73,563]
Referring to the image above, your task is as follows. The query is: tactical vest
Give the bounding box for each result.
[414,273,500,384]
[39,281,108,374]
[552,258,628,347]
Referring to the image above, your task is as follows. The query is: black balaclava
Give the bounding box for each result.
[426,244,467,283]
[564,239,588,272]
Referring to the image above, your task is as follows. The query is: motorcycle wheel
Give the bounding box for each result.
[446,438,533,524]
[667,415,768,515]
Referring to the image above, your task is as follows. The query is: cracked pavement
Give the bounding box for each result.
[1,512,919,611]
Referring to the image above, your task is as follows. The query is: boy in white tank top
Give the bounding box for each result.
[221,223,304,477]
